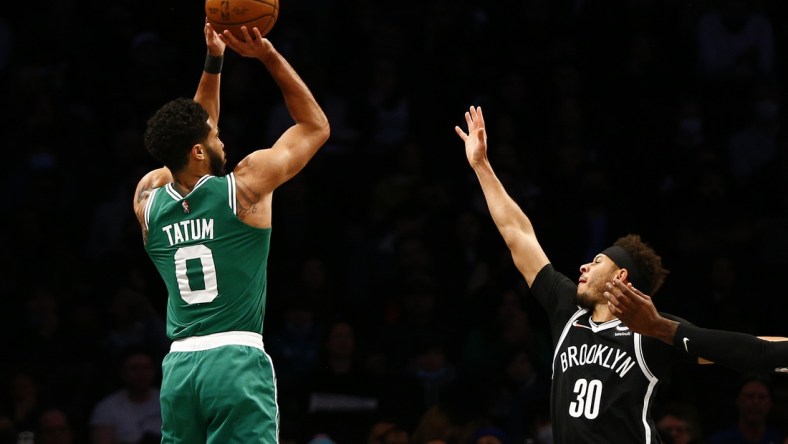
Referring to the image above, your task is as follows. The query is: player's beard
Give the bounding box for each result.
[206,146,226,176]
[575,279,606,308]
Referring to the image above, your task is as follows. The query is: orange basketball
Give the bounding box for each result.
[205,0,279,41]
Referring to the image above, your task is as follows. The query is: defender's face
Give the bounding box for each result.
[576,254,618,307]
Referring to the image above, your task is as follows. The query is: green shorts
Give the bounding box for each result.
[160,344,279,443]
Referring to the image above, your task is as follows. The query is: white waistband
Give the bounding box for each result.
[170,331,264,352]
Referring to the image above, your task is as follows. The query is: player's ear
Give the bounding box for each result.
[617,267,629,283]
[192,143,205,160]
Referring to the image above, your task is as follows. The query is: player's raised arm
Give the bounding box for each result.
[220,26,330,194]
[194,21,226,124]
[455,106,549,286]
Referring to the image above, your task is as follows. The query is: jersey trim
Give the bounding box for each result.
[588,318,625,332]
[143,187,158,229]
[164,175,213,201]
[170,331,265,352]
[634,333,659,444]
[228,173,237,215]
[552,308,588,378]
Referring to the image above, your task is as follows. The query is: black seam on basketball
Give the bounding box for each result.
[208,14,276,26]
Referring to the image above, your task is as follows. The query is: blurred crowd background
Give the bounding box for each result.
[2,0,788,443]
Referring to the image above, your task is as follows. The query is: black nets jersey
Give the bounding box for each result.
[531,264,691,444]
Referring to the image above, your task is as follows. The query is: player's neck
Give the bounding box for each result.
[591,304,617,323]
[172,170,208,195]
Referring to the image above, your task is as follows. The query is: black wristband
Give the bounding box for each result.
[673,322,694,355]
[204,53,224,74]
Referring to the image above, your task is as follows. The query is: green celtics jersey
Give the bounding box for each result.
[143,174,271,340]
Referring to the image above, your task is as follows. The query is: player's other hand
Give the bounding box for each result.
[220,26,274,62]
[605,279,662,335]
[204,20,227,56]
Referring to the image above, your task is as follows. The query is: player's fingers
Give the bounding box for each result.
[206,22,218,38]
[252,27,264,40]
[476,106,485,127]
[221,29,241,45]
[605,283,631,307]
[604,292,624,312]
[629,286,652,301]
[612,279,636,298]
[470,106,479,123]
[239,25,253,42]
[465,111,473,128]
[454,126,468,140]
[612,279,649,302]
[603,286,621,304]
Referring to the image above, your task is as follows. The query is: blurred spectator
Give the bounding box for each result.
[304,320,378,443]
[307,433,336,444]
[462,288,548,380]
[656,402,705,444]
[697,0,776,145]
[698,0,774,81]
[103,287,169,363]
[727,80,782,182]
[361,57,411,159]
[88,348,161,444]
[37,408,75,444]
[378,425,409,444]
[708,374,783,444]
[376,272,453,372]
[0,370,44,444]
[407,335,458,409]
[266,296,323,441]
[410,380,491,444]
[367,418,399,444]
[485,345,549,444]
[471,426,509,444]
[267,296,323,386]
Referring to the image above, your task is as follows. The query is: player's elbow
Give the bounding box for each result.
[316,119,330,145]
[302,117,330,147]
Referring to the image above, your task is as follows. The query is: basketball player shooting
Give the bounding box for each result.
[455,105,788,443]
[132,22,329,443]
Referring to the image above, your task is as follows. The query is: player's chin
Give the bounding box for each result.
[574,291,599,308]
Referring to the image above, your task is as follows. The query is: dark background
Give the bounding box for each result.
[1,0,788,442]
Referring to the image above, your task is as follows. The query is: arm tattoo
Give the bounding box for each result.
[136,186,153,204]
[235,179,261,221]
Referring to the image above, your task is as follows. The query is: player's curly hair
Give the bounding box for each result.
[614,234,669,295]
[144,98,210,172]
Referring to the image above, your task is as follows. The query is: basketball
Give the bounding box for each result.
[205,0,279,41]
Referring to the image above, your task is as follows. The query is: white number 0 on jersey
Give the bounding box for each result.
[174,245,219,304]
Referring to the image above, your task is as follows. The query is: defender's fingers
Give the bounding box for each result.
[465,111,474,128]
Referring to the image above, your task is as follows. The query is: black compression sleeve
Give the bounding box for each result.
[673,323,788,372]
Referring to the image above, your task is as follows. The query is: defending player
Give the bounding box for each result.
[455,105,788,443]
